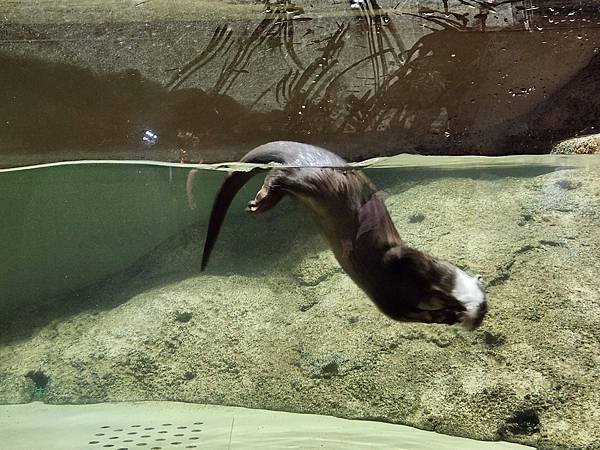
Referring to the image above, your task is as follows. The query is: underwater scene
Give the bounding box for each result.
[2,0,600,449]
[1,153,599,449]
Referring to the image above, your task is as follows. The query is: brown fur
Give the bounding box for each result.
[201,142,486,328]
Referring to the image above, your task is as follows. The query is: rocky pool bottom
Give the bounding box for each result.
[1,156,599,449]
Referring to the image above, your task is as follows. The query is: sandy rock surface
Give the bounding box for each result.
[1,162,599,449]
[552,134,600,155]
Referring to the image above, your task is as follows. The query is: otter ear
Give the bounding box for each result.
[383,247,428,277]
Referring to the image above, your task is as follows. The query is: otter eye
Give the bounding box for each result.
[418,297,445,311]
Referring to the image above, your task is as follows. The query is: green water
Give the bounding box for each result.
[0,164,201,310]
[1,154,599,449]
[0,154,594,310]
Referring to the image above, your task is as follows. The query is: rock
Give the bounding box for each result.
[174,311,193,323]
[291,249,341,287]
[408,212,426,223]
[1,161,599,449]
[551,134,600,155]
[0,374,35,404]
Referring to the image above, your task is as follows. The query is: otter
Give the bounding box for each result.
[201,141,487,329]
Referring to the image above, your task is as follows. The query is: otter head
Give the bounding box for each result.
[382,246,487,330]
[448,266,487,330]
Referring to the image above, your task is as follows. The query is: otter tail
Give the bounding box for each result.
[201,141,346,271]
[201,169,262,271]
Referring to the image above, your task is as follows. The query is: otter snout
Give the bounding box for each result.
[460,300,488,330]
[451,268,488,330]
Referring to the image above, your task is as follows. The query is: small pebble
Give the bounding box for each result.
[408,212,426,223]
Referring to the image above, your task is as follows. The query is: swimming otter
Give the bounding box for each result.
[201,141,487,329]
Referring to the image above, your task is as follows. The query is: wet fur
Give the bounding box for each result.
[201,141,486,328]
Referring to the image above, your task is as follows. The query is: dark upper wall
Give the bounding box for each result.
[1,0,599,164]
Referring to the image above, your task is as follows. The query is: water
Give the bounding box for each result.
[3,0,600,446]
[1,154,599,449]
